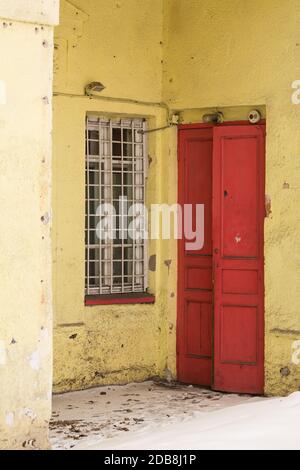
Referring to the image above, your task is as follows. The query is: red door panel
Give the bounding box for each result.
[212,125,265,394]
[177,128,213,386]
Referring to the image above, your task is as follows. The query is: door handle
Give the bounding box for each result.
[214,248,219,254]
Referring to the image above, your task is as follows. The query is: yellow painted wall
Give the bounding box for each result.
[163,0,300,396]
[0,0,58,450]
[54,0,300,397]
[52,0,174,392]
[4,0,299,451]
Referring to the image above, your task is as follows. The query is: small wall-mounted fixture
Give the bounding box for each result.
[248,109,261,124]
[85,82,106,96]
[170,113,180,125]
[203,112,224,124]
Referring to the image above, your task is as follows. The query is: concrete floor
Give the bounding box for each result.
[50,380,264,450]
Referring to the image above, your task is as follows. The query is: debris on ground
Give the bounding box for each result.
[51,381,263,450]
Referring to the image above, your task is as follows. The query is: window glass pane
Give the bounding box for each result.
[124,171,133,185]
[123,144,132,157]
[123,186,133,199]
[88,141,99,156]
[113,142,121,156]
[113,186,122,201]
[113,171,122,185]
[134,129,143,143]
[123,128,132,142]
[112,128,121,141]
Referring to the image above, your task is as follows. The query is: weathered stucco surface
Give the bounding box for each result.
[0,1,57,450]
[53,0,300,397]
[2,0,299,452]
[163,0,300,396]
[52,0,171,392]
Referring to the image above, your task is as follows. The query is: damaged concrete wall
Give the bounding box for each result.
[52,0,168,392]
[0,0,58,449]
[53,0,300,397]
[163,0,300,396]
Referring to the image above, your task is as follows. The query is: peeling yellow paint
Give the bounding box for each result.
[0,0,57,450]
[1,0,299,451]
[163,0,300,396]
[52,0,170,393]
[53,0,300,398]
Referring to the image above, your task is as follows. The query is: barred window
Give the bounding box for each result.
[85,116,147,295]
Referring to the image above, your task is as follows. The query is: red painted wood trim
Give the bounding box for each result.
[85,294,155,306]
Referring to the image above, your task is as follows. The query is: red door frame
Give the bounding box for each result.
[177,121,266,394]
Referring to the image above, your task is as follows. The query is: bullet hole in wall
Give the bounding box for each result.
[149,255,157,272]
[94,371,104,379]
[41,213,50,225]
[265,195,272,218]
[22,439,36,449]
[280,367,291,377]
[164,260,172,273]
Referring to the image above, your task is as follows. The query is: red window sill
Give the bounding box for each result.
[85,293,155,306]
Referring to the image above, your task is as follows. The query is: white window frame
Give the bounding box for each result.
[85,116,148,296]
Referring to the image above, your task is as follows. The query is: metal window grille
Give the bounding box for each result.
[85,116,147,295]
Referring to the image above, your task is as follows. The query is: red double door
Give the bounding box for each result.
[177,123,265,394]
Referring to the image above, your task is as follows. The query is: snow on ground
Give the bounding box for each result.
[81,391,300,451]
[51,380,266,450]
